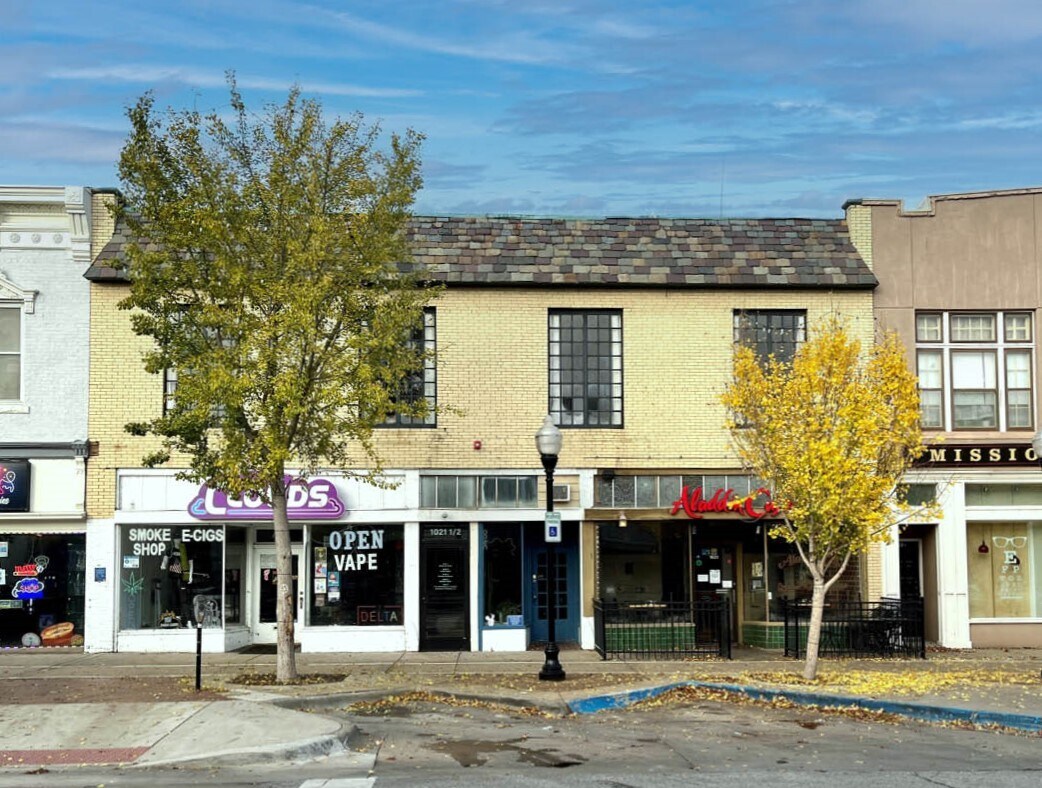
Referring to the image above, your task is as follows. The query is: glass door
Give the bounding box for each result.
[252,547,303,644]
[420,526,469,651]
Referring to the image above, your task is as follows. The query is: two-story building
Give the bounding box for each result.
[848,188,1042,648]
[84,213,878,654]
[0,186,96,649]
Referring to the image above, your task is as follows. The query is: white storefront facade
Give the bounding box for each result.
[91,468,588,654]
[1,186,93,650]
[880,444,1042,650]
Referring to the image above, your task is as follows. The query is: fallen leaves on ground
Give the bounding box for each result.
[228,672,348,686]
[734,668,1036,697]
[633,685,903,722]
[0,677,228,704]
[343,690,556,718]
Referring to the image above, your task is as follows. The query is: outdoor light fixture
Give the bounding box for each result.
[618,511,628,528]
[1032,429,1042,469]
[535,415,565,681]
[978,540,990,554]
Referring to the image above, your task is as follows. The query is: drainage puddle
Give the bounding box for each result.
[426,738,587,768]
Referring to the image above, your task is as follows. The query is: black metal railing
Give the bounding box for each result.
[781,597,926,659]
[593,599,732,660]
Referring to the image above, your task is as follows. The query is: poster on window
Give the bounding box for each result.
[967,522,1036,619]
[309,525,404,626]
[0,460,31,513]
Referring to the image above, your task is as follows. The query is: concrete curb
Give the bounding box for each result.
[568,681,1042,734]
[269,687,570,714]
[131,722,355,768]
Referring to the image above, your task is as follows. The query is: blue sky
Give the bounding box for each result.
[3,0,1042,217]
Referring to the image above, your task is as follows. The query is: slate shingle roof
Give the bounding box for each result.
[87,215,875,289]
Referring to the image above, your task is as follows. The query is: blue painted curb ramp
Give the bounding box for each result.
[567,680,1042,734]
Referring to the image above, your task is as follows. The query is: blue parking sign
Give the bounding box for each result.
[544,512,562,543]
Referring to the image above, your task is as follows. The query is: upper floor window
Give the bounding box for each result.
[915,311,1034,431]
[0,304,20,401]
[384,308,436,427]
[163,366,178,415]
[548,310,622,427]
[160,311,234,419]
[733,309,807,364]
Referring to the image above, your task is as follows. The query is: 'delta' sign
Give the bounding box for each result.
[0,460,31,513]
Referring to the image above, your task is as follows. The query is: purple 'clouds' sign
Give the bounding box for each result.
[187,478,345,521]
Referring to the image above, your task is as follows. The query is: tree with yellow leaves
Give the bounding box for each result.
[721,317,924,680]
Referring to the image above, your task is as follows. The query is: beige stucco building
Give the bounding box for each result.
[849,188,1042,648]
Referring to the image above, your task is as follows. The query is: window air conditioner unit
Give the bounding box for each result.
[552,483,571,503]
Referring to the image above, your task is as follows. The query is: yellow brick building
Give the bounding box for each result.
[84,212,878,655]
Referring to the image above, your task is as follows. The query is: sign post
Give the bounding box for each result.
[544,511,562,543]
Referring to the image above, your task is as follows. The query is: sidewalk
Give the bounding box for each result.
[1,646,1039,767]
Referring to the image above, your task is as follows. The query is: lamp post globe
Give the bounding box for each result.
[535,415,565,681]
[536,414,563,457]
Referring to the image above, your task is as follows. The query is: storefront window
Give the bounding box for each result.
[742,549,768,622]
[0,533,85,647]
[119,526,225,629]
[768,543,861,617]
[309,524,404,626]
[224,528,245,625]
[598,522,687,604]
[968,522,1040,618]
[483,524,522,623]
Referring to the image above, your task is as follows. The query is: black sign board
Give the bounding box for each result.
[914,444,1039,468]
[0,459,31,512]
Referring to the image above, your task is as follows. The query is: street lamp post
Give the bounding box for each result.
[535,414,566,681]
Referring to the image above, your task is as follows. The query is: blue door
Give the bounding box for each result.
[525,523,579,643]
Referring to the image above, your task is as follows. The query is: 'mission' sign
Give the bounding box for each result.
[914,444,1040,468]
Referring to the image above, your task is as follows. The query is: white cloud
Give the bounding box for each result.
[307,5,568,65]
[47,66,421,98]
[959,112,1042,130]
[849,0,1042,45]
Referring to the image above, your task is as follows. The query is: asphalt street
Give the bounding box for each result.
[2,693,1038,788]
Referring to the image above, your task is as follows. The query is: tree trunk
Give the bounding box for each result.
[802,575,827,680]
[272,483,298,682]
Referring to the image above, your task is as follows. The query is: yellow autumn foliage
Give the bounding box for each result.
[722,316,924,571]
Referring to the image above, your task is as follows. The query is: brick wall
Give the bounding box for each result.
[85,282,873,516]
[87,282,173,518]
[90,192,117,261]
[844,203,873,270]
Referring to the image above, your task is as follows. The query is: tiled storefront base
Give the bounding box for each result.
[741,622,786,650]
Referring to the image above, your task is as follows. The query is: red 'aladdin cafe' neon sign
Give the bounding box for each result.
[669,485,781,521]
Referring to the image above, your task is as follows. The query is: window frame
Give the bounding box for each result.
[382,307,437,428]
[914,310,1035,432]
[732,309,807,365]
[950,349,999,430]
[0,302,22,402]
[1005,312,1033,343]
[548,309,623,429]
[916,349,945,429]
[1005,349,1033,429]
[915,312,943,343]
[949,312,998,343]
